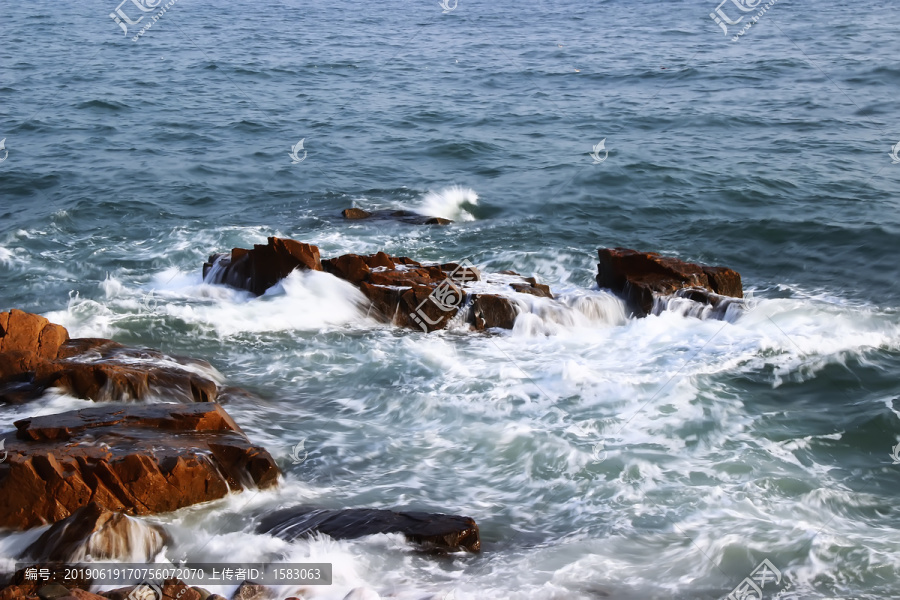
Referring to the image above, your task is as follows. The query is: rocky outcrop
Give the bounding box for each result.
[257,507,481,553]
[203,238,557,332]
[0,403,279,529]
[471,294,521,330]
[0,312,221,405]
[323,253,479,332]
[23,502,166,562]
[202,237,322,296]
[340,208,452,225]
[596,247,743,317]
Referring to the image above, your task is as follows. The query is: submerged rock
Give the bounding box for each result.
[257,507,481,553]
[340,208,452,225]
[0,312,221,405]
[203,237,323,296]
[0,403,279,529]
[102,580,200,600]
[23,502,166,562]
[596,247,743,317]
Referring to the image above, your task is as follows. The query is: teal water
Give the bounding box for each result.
[1,1,900,598]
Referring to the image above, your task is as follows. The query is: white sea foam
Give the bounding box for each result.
[416,186,479,221]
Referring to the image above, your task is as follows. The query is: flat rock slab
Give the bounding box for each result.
[340,208,453,225]
[596,247,742,316]
[257,507,480,553]
[0,403,279,530]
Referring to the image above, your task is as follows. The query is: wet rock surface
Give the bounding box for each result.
[596,247,743,316]
[203,237,322,296]
[23,502,166,562]
[257,507,481,553]
[0,320,221,406]
[204,238,556,332]
[340,208,453,225]
[0,403,279,529]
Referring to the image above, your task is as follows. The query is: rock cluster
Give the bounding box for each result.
[0,402,279,529]
[596,247,743,316]
[0,309,480,600]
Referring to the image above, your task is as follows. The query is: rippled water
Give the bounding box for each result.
[2,0,900,598]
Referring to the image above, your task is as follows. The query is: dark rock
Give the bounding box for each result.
[471,294,520,330]
[189,588,211,600]
[0,403,279,529]
[24,502,166,562]
[339,209,452,225]
[341,208,372,220]
[596,247,742,316]
[54,590,106,600]
[203,237,322,295]
[258,507,480,553]
[103,580,198,600]
[36,584,70,600]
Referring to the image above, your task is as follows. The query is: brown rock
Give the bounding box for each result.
[702,266,743,298]
[0,309,69,358]
[341,208,372,220]
[24,502,166,562]
[596,247,743,316]
[0,403,279,529]
[0,322,220,405]
[230,582,269,600]
[339,209,452,225]
[162,581,201,600]
[321,254,371,286]
[509,277,553,299]
[0,584,36,600]
[258,507,480,553]
[203,237,322,295]
[471,294,520,330]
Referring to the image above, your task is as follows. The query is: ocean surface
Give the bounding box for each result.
[2,0,900,598]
